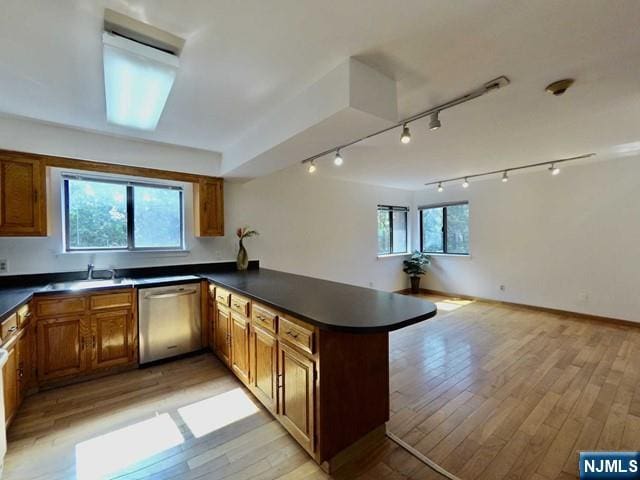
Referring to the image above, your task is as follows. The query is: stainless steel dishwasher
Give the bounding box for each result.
[138,283,202,364]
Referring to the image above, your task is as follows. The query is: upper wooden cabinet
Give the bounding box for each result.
[0,155,47,236]
[194,178,224,237]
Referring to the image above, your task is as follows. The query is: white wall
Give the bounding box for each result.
[0,114,222,176]
[225,168,413,291]
[412,155,640,322]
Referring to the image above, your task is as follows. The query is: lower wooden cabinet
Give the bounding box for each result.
[34,290,135,385]
[90,309,134,370]
[230,312,250,385]
[214,304,232,366]
[36,315,87,382]
[249,325,278,413]
[3,316,34,426]
[277,342,316,454]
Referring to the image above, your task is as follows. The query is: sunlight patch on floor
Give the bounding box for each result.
[178,387,259,438]
[434,298,473,312]
[75,413,184,480]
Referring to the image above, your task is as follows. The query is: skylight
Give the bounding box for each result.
[102,32,179,131]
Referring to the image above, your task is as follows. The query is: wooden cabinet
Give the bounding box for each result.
[35,289,135,385]
[0,154,47,236]
[90,309,134,370]
[230,312,250,385]
[277,342,316,454]
[3,344,18,425]
[16,328,31,403]
[37,315,88,382]
[214,304,232,366]
[249,324,278,413]
[194,178,224,237]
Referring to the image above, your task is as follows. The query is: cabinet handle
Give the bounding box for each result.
[81,337,85,350]
[23,312,32,318]
[92,335,96,348]
[286,330,299,339]
[8,326,17,335]
[277,373,283,389]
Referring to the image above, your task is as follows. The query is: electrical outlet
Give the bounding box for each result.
[368,281,374,288]
[0,258,7,273]
[499,284,506,292]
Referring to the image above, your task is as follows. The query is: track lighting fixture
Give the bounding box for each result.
[334,150,343,166]
[424,153,594,188]
[300,76,510,170]
[308,161,317,173]
[400,124,411,144]
[429,112,441,131]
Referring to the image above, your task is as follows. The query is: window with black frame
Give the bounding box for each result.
[63,175,184,251]
[420,202,469,255]
[377,205,409,255]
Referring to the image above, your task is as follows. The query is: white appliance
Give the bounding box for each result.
[138,284,201,364]
[0,348,9,478]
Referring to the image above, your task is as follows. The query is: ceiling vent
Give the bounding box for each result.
[104,9,184,56]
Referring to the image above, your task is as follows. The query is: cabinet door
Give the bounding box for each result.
[3,345,17,425]
[277,343,315,454]
[230,312,250,385]
[0,156,46,236]
[214,305,231,366]
[90,309,133,370]
[249,325,277,413]
[194,179,224,237]
[16,329,31,404]
[37,316,88,382]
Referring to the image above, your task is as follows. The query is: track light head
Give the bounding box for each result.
[400,124,411,144]
[437,182,444,192]
[549,163,560,175]
[308,161,317,173]
[502,171,509,182]
[462,178,469,189]
[429,112,441,131]
[334,150,343,166]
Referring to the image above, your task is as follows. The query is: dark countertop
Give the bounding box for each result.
[200,269,437,333]
[0,267,437,333]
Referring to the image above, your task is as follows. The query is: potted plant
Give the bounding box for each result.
[236,226,259,271]
[403,251,431,293]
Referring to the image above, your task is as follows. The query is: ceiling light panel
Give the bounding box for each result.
[103,32,179,131]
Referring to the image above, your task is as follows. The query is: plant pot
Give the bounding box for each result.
[410,276,421,294]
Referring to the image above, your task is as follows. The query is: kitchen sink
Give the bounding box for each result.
[43,278,132,292]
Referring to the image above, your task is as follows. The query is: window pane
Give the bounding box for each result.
[377,210,391,254]
[67,179,127,249]
[421,208,444,253]
[391,210,407,253]
[446,204,469,254]
[133,186,182,248]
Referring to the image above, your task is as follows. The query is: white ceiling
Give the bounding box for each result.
[1,0,639,189]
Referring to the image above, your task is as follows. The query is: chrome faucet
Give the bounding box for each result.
[87,264,94,280]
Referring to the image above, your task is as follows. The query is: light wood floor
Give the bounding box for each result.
[5,296,640,479]
[389,295,640,480]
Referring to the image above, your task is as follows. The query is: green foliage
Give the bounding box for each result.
[67,179,182,250]
[403,251,431,277]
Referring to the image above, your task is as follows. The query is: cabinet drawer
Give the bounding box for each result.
[230,294,250,317]
[90,291,133,311]
[16,304,32,328]
[215,287,231,306]
[279,316,314,354]
[36,296,86,317]
[252,303,277,334]
[1,313,18,342]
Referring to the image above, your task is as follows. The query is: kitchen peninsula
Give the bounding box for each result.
[0,265,437,472]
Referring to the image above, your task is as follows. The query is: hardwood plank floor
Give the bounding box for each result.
[389,294,640,479]
[5,296,639,479]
